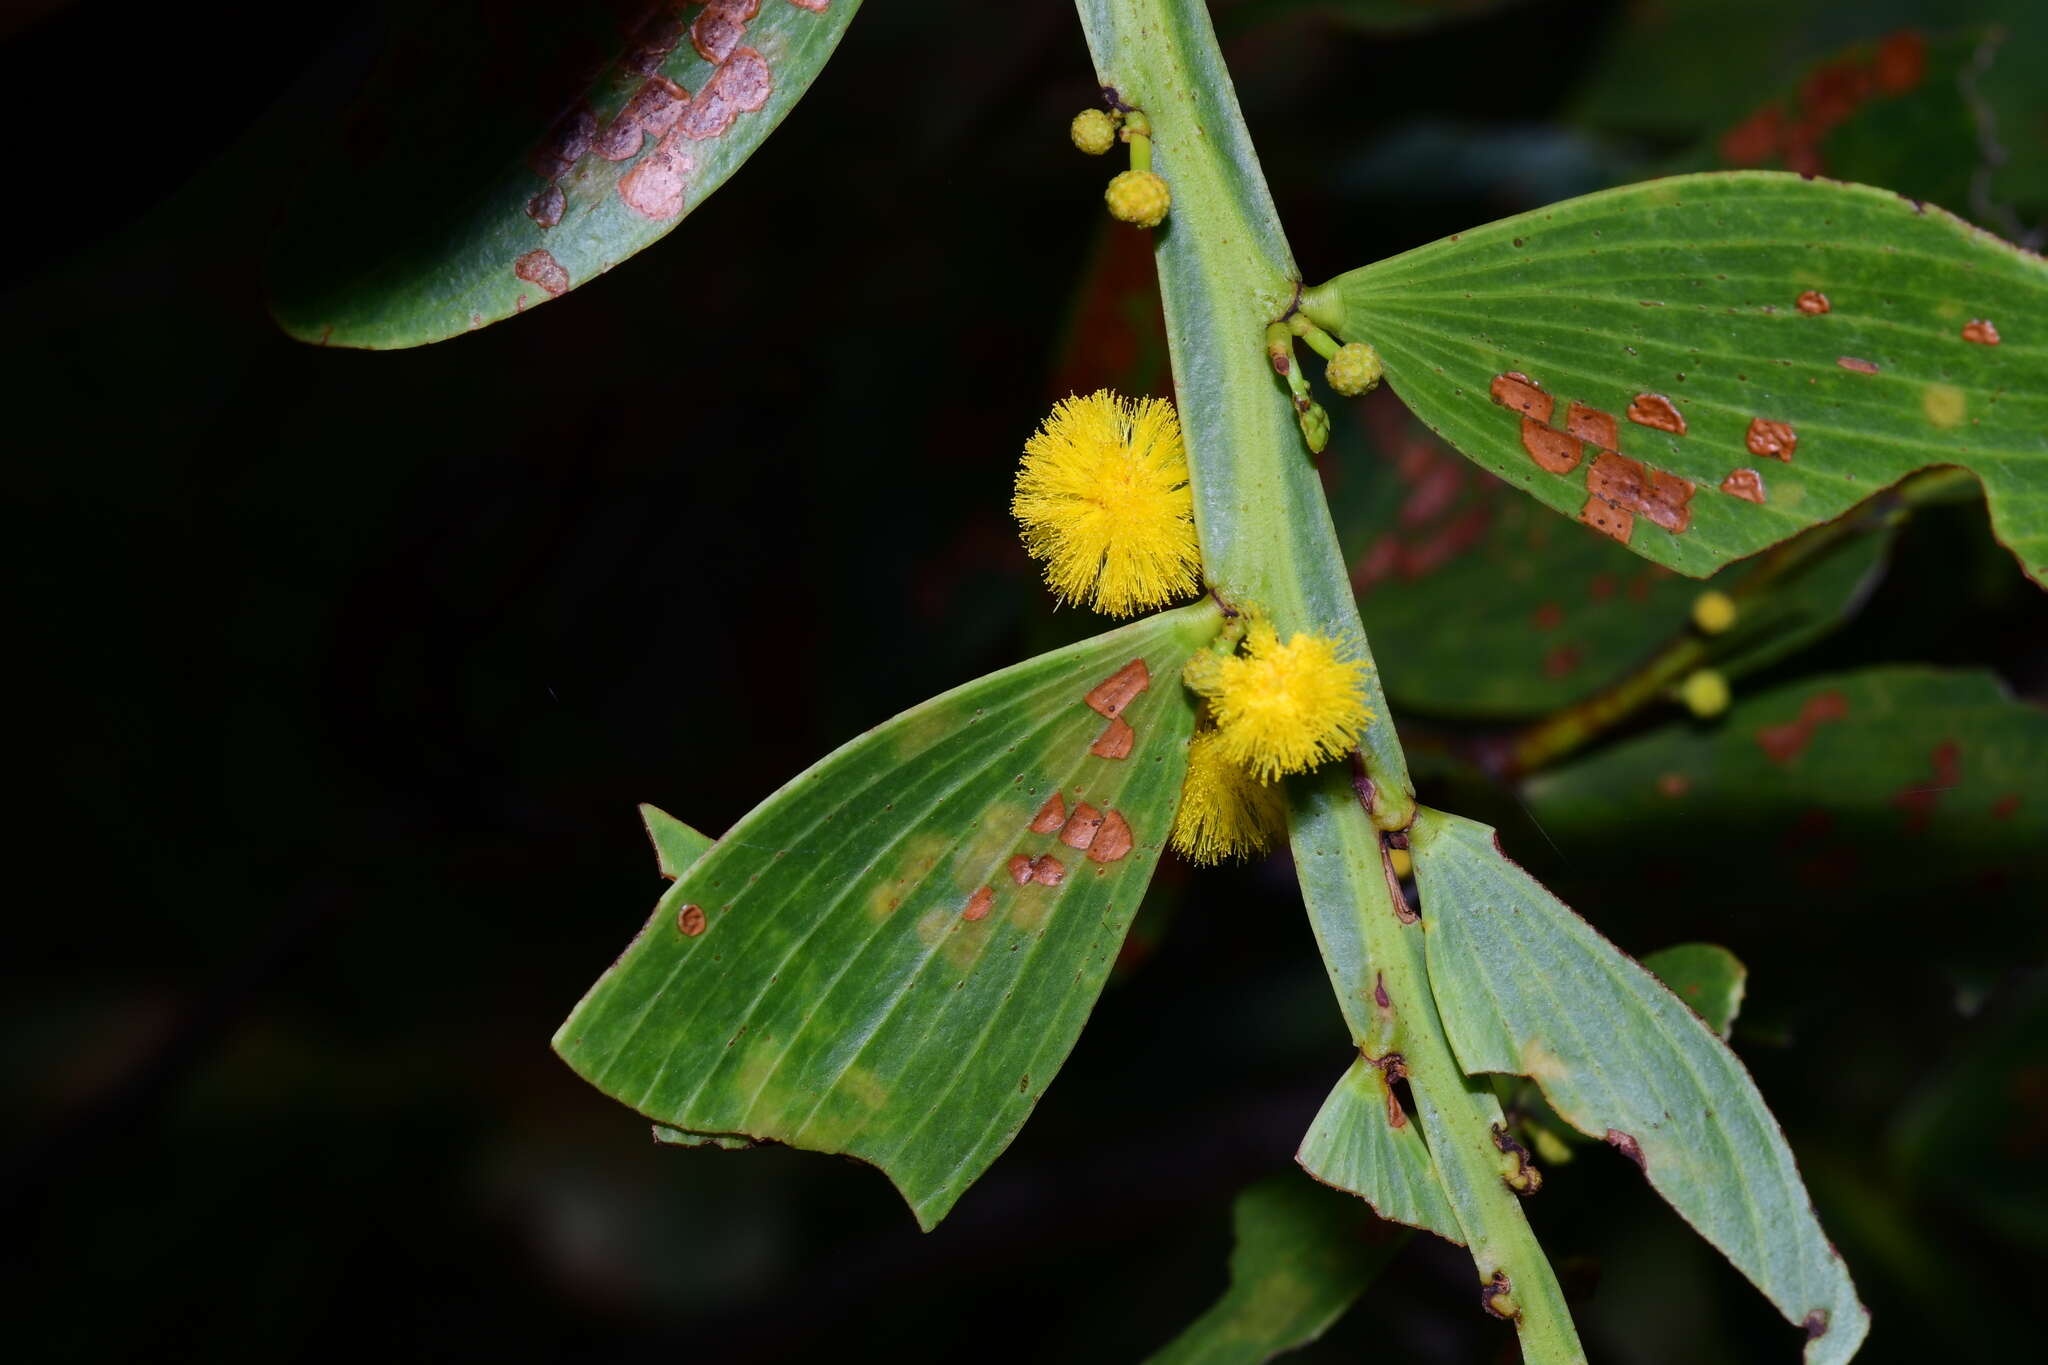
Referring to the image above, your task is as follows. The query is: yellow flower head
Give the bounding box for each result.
[1170,729,1288,865]
[1184,619,1372,781]
[1012,390,1201,616]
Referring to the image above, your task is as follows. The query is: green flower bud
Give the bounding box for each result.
[1298,401,1330,455]
[1105,169,1171,229]
[1070,109,1117,157]
[1326,341,1384,397]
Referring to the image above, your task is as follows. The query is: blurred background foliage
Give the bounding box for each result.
[4,0,2044,1360]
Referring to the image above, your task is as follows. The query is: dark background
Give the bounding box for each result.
[5,1,2043,1361]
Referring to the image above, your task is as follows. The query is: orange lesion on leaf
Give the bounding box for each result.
[962,885,995,921]
[1085,659,1150,718]
[1837,355,1881,374]
[1565,401,1619,451]
[1579,496,1634,544]
[1490,372,1554,423]
[1089,716,1135,759]
[1746,417,1798,461]
[1029,793,1067,834]
[1587,451,1695,534]
[1962,319,2002,345]
[677,903,708,937]
[1626,392,1687,435]
[1087,811,1134,864]
[1716,30,1926,176]
[1059,804,1106,850]
[1796,290,1831,315]
[1721,468,1767,503]
[1521,418,1584,475]
[691,0,760,65]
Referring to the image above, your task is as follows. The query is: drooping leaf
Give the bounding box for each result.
[1303,172,2048,585]
[1640,944,1747,1039]
[1145,1174,1404,1365]
[1574,0,2048,228]
[1332,391,1890,718]
[1523,668,2048,909]
[639,802,714,880]
[272,1,861,349]
[555,601,1219,1229]
[1296,1056,1463,1243]
[1409,807,1869,1363]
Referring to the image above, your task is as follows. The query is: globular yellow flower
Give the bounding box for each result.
[1691,590,1738,635]
[1185,618,1372,781]
[1170,729,1287,865]
[1679,668,1731,718]
[1012,390,1201,616]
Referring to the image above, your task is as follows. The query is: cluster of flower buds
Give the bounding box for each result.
[1071,102,1171,230]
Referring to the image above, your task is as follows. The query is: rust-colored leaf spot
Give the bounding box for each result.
[1532,602,1563,631]
[1059,804,1105,850]
[1490,371,1554,423]
[680,47,773,140]
[597,76,689,161]
[1521,417,1583,475]
[1656,772,1690,798]
[1757,722,1811,765]
[1962,319,2001,345]
[1837,355,1881,374]
[1802,690,1850,725]
[617,129,692,221]
[1579,496,1634,544]
[677,903,708,937]
[1374,972,1391,1009]
[1587,451,1695,533]
[785,0,831,10]
[623,12,687,76]
[1873,30,1927,93]
[1626,392,1687,435]
[529,105,596,183]
[1542,644,1581,679]
[1565,401,1619,451]
[692,0,760,64]
[1721,468,1767,503]
[1031,855,1066,887]
[1087,810,1134,864]
[1085,659,1151,718]
[1992,793,2021,821]
[525,185,565,229]
[1029,793,1067,835]
[1719,104,1782,166]
[1006,855,1035,886]
[1796,290,1831,315]
[1089,715,1135,760]
[513,249,569,297]
[962,885,994,921]
[1745,417,1798,461]
[1605,1129,1647,1172]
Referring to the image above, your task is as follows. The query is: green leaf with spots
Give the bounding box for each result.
[1145,1174,1403,1365]
[1334,393,1890,718]
[1302,172,2048,586]
[554,601,1218,1229]
[1409,807,1869,1363]
[1523,668,2048,907]
[640,802,714,880]
[271,1,861,349]
[1296,1056,1463,1243]
[1640,944,1747,1039]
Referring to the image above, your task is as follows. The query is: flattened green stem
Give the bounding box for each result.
[1074,0,1412,824]
[1501,465,1974,777]
[1076,3,1581,1358]
[1293,768,1587,1362]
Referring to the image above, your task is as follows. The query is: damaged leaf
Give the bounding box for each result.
[272,0,861,349]
[1296,1055,1463,1243]
[1409,807,1869,1364]
[1144,1173,1404,1365]
[1640,943,1747,1040]
[554,600,1217,1229]
[1304,172,2048,585]
[639,801,714,880]
[1332,392,1890,718]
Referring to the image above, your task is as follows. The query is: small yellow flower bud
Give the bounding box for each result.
[1679,669,1731,718]
[1389,847,1413,880]
[1106,169,1171,229]
[1691,590,1738,635]
[1326,341,1384,397]
[1070,109,1117,156]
